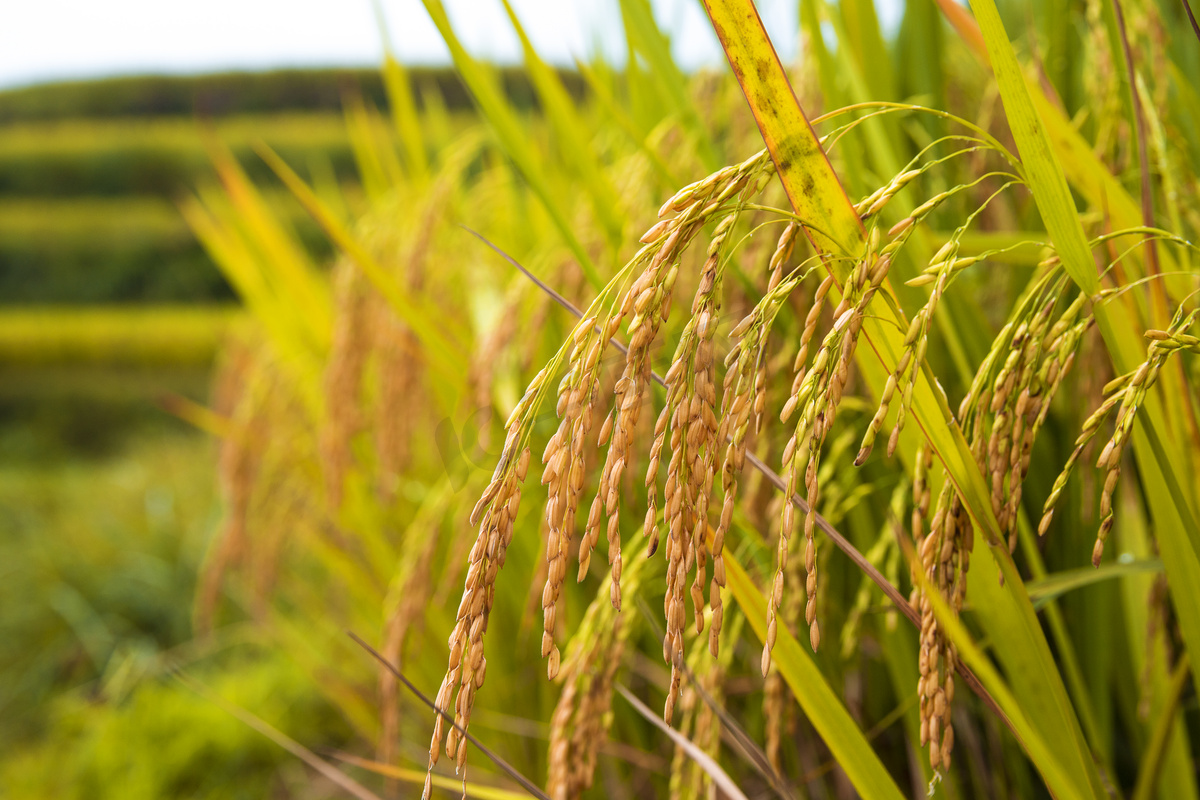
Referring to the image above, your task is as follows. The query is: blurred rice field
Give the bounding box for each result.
[0,71,376,798]
[0,65,561,797]
[0,306,242,366]
[0,113,356,197]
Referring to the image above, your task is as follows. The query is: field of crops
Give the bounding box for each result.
[6,0,1200,799]
[0,66,532,309]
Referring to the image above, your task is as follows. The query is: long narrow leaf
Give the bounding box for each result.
[500,0,626,246]
[419,0,603,289]
[617,0,720,170]
[910,561,1086,800]
[254,142,468,381]
[723,552,906,800]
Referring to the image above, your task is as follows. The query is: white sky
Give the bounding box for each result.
[0,0,832,90]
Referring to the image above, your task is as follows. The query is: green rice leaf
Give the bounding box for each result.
[724,552,905,800]
[419,0,603,290]
[255,142,468,381]
[1025,560,1164,609]
[914,561,1088,800]
[499,0,625,247]
[1118,499,1200,800]
[617,0,720,170]
[373,0,429,185]
[965,0,1097,295]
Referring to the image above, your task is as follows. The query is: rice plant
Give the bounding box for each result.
[187,1,1200,798]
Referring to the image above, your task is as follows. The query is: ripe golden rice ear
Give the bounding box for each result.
[424,453,526,792]
[913,476,968,773]
[551,543,651,798]
[761,240,893,670]
[320,259,372,510]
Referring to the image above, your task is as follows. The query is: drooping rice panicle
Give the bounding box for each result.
[1039,301,1198,561]
[582,149,776,620]
[423,434,530,797]
[657,218,730,721]
[539,310,622,679]
[765,230,893,672]
[634,150,776,719]
[858,179,1024,465]
[714,223,813,656]
[916,477,971,773]
[547,545,647,800]
[1089,306,1200,564]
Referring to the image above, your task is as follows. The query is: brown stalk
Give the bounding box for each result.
[633,597,796,800]
[1183,0,1200,45]
[467,229,1013,737]
[348,631,552,800]
[1111,0,1161,280]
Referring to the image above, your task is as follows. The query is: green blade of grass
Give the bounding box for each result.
[573,58,681,187]
[1132,655,1193,800]
[1118,497,1200,800]
[254,141,468,381]
[500,0,626,247]
[840,0,894,102]
[936,0,1186,287]
[182,191,326,400]
[344,91,397,202]
[723,552,905,800]
[381,52,428,183]
[910,555,1086,800]
[419,0,603,290]
[811,0,984,383]
[373,0,429,185]
[1025,559,1163,609]
[1016,510,1125,770]
[616,0,720,170]
[205,138,331,351]
[964,0,1096,296]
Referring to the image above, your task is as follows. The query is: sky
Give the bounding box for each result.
[0,0,831,90]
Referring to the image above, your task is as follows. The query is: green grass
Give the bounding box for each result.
[0,431,215,739]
